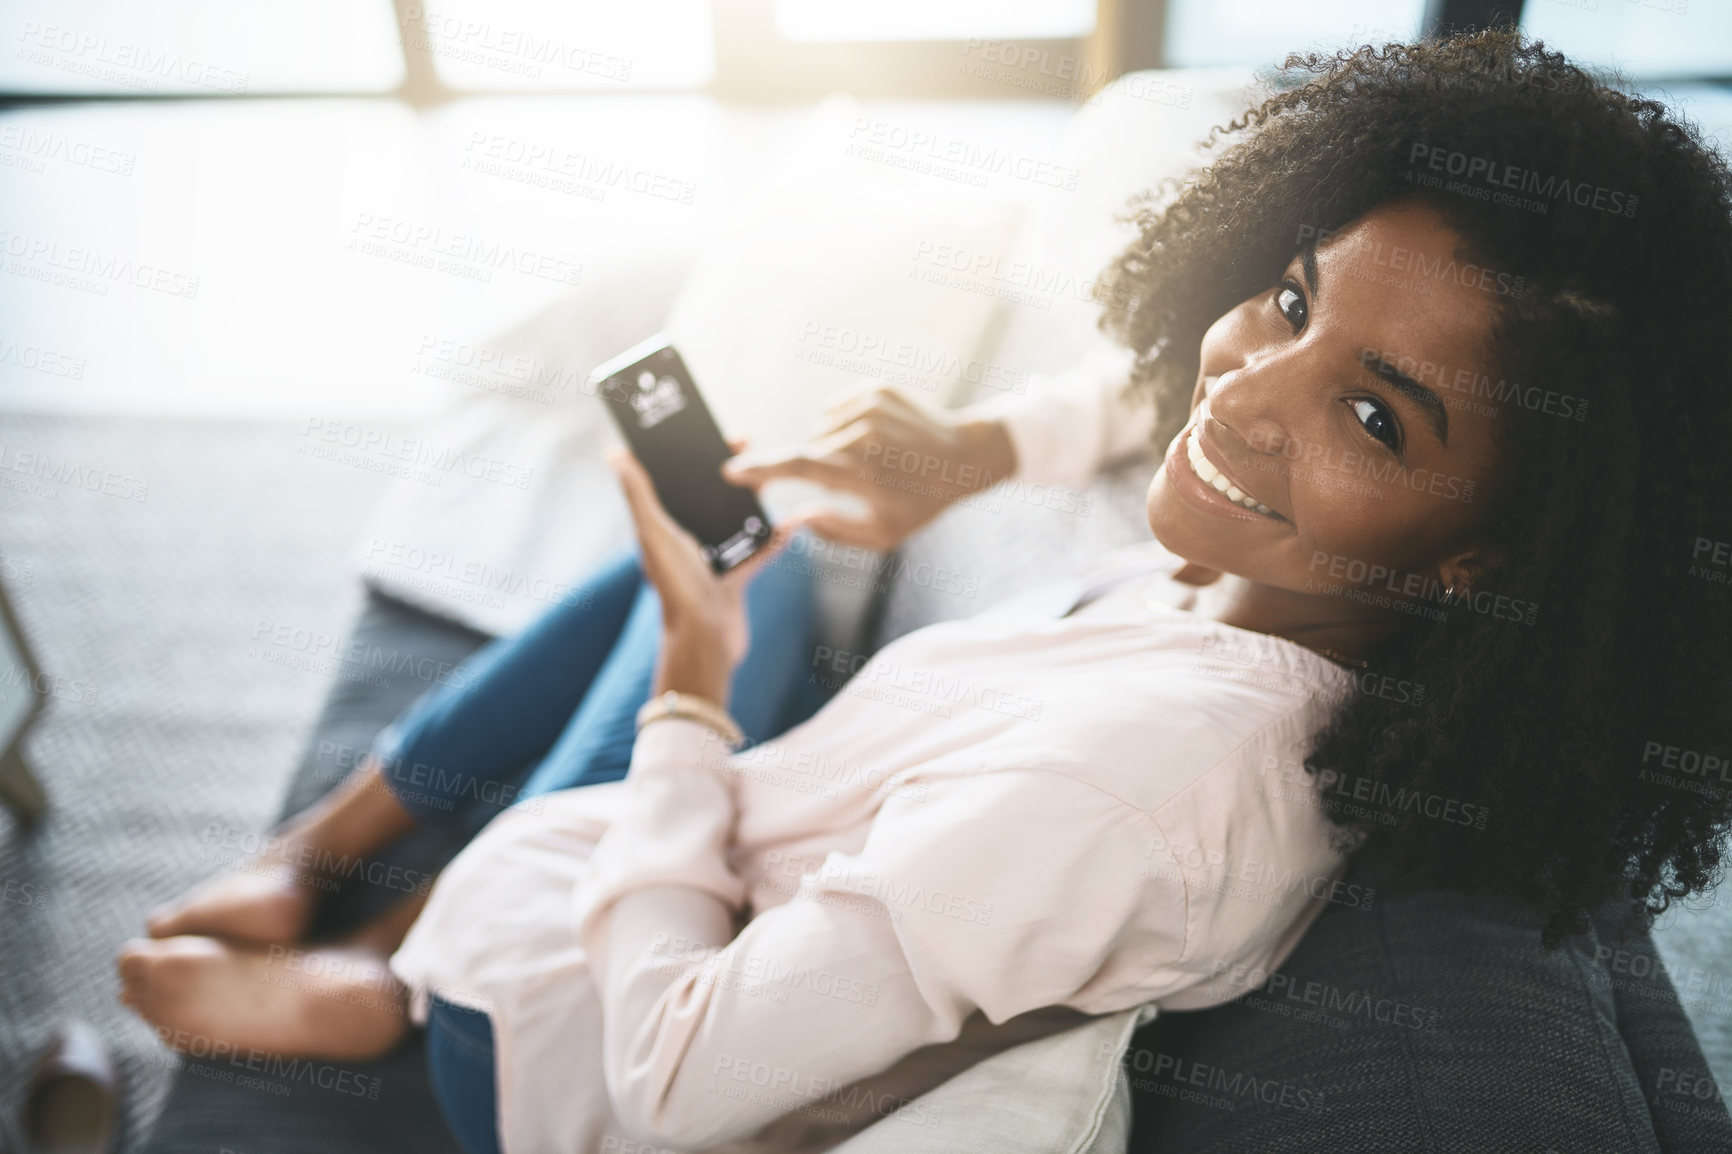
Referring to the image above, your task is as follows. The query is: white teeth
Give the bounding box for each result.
[1185,427,1272,515]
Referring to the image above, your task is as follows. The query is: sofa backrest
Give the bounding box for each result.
[1124,855,1732,1153]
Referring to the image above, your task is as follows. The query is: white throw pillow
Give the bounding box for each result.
[826,1003,1157,1154]
[663,94,1026,649]
[665,93,1026,508]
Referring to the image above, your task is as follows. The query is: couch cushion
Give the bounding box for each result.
[1124,854,1732,1153]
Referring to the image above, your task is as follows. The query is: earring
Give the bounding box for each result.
[1444,582,1457,601]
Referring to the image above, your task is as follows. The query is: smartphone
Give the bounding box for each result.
[590,335,772,573]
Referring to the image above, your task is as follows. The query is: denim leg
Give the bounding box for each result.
[367,550,645,829]
[517,533,831,798]
[425,995,501,1154]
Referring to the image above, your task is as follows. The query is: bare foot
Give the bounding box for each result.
[148,759,420,944]
[145,852,318,945]
[116,935,410,1061]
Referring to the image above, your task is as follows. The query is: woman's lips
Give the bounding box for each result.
[1162,423,1283,523]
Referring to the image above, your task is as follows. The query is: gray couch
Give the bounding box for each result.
[139,452,1732,1152]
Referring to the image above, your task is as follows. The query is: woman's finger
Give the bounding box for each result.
[814,385,919,439]
[608,447,680,544]
[722,439,874,494]
[789,506,896,552]
[721,522,794,591]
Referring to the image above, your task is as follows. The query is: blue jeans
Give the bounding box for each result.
[381,543,828,1154]
[426,996,503,1154]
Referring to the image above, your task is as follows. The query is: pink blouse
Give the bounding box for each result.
[389,360,1361,1153]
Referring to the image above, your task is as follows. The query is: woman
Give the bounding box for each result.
[122,30,1732,1154]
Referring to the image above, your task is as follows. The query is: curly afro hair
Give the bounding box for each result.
[1096,28,1732,945]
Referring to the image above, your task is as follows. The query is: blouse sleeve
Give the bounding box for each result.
[572,724,1185,1150]
[965,341,1155,491]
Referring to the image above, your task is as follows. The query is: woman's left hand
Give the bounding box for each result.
[608,444,789,704]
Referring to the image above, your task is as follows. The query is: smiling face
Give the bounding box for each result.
[1147,199,1505,608]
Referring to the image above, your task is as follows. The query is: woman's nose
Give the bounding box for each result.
[1205,371,1288,457]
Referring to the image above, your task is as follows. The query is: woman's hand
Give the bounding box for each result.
[721,382,1016,552]
[608,445,788,706]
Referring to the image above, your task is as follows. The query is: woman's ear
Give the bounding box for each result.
[1436,544,1500,597]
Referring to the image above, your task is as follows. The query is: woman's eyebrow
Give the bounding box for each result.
[1301,243,1320,300]
[1361,355,1451,445]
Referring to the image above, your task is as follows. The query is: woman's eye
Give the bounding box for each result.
[1275,284,1307,331]
[1350,398,1402,452]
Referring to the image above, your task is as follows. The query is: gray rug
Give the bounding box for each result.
[0,414,393,1152]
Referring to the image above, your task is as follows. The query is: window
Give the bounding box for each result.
[1521,0,1732,80]
[0,0,404,95]
[1163,0,1429,68]
[773,0,1096,43]
[411,0,714,91]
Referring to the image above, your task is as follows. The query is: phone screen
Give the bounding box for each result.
[592,338,772,572]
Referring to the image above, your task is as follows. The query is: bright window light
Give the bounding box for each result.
[774,0,1097,43]
[0,0,404,94]
[414,0,714,90]
[1522,1,1732,80]
[1164,0,1428,68]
